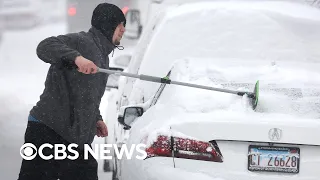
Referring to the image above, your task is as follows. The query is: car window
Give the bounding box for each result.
[121,10,168,104]
[127,11,166,75]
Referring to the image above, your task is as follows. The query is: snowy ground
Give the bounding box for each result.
[0,21,135,180]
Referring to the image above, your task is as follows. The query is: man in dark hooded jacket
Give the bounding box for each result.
[17,3,126,180]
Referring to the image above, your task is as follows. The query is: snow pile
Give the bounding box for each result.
[150,57,320,118]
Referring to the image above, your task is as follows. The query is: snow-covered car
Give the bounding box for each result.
[0,0,43,29]
[110,1,320,180]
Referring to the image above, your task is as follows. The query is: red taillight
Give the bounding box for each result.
[122,6,129,15]
[145,135,223,162]
[68,7,77,16]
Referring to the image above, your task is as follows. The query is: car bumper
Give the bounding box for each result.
[121,156,319,180]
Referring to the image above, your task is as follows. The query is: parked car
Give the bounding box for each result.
[108,1,320,180]
[0,0,43,29]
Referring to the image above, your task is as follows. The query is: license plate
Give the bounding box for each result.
[248,145,300,173]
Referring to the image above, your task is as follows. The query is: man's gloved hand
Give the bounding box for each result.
[96,120,108,137]
[75,56,98,74]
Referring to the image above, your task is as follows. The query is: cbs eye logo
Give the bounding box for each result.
[20,143,37,160]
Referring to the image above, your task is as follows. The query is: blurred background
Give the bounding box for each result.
[0,0,319,179]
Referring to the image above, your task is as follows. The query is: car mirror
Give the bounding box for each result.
[118,106,144,130]
[105,67,124,91]
[114,54,131,67]
[124,9,142,39]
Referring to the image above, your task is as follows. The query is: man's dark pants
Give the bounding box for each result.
[17,118,98,180]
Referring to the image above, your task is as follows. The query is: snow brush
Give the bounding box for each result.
[97,68,260,110]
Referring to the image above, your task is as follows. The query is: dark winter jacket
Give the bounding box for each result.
[29,26,115,147]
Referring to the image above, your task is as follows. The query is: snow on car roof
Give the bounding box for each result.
[136,56,320,144]
[136,1,320,106]
[164,1,320,21]
[139,1,320,76]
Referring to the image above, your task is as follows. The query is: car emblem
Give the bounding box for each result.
[268,128,282,141]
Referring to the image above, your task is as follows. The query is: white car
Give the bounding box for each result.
[111,1,320,180]
[0,0,42,29]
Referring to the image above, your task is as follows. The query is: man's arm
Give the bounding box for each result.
[36,33,81,65]
[37,33,99,74]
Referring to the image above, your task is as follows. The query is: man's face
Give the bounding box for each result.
[112,22,125,45]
